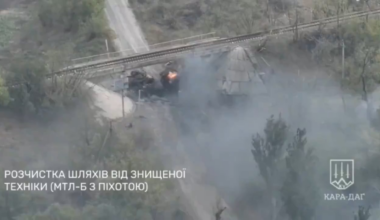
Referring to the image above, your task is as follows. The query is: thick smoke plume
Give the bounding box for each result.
[173,54,380,220]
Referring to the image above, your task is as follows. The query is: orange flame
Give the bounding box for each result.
[167,71,177,80]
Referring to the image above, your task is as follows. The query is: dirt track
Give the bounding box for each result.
[86,81,134,120]
[103,1,232,220]
[85,0,146,121]
[105,0,161,75]
[82,0,151,121]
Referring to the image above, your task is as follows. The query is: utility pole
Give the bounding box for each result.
[105,39,110,59]
[341,39,346,113]
[366,0,370,22]
[138,90,142,102]
[121,88,125,118]
[337,1,340,28]
[295,9,298,40]
[341,40,345,79]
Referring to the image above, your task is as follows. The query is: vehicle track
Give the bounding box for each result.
[51,8,380,76]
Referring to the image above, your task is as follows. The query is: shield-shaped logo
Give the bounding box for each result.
[330,159,354,190]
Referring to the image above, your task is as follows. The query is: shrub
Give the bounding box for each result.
[5,58,47,115]
[38,0,106,33]
[0,76,9,106]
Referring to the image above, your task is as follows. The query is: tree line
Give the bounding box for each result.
[248,115,373,220]
[0,0,114,118]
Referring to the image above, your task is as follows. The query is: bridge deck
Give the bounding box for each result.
[56,9,380,77]
[68,37,220,69]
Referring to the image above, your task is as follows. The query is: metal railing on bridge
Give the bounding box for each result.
[70,32,216,67]
[50,8,380,79]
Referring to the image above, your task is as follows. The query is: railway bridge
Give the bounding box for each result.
[53,8,380,80]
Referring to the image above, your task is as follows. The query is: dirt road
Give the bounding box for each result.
[86,81,134,120]
[105,0,160,74]
[84,0,146,120]
[105,0,148,52]
[104,1,232,220]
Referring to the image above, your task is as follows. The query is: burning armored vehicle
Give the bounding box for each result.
[124,62,180,101]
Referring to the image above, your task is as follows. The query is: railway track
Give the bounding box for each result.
[48,8,380,77]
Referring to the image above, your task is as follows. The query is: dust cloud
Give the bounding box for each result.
[171,54,380,220]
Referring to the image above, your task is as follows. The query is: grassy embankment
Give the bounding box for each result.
[0,0,116,116]
[0,2,183,220]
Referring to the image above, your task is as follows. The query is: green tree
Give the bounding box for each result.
[5,58,47,115]
[0,76,9,106]
[17,203,82,220]
[354,206,371,220]
[338,21,380,96]
[230,8,261,36]
[251,115,288,220]
[281,128,319,220]
[252,115,287,188]
[3,55,89,116]
[38,0,105,33]
[0,110,180,220]
[307,19,380,98]
[61,115,178,220]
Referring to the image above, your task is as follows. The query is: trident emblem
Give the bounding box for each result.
[330,159,354,190]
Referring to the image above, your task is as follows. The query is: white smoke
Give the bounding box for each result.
[172,54,380,220]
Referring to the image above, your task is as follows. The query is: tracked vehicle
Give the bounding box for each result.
[125,63,180,101]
